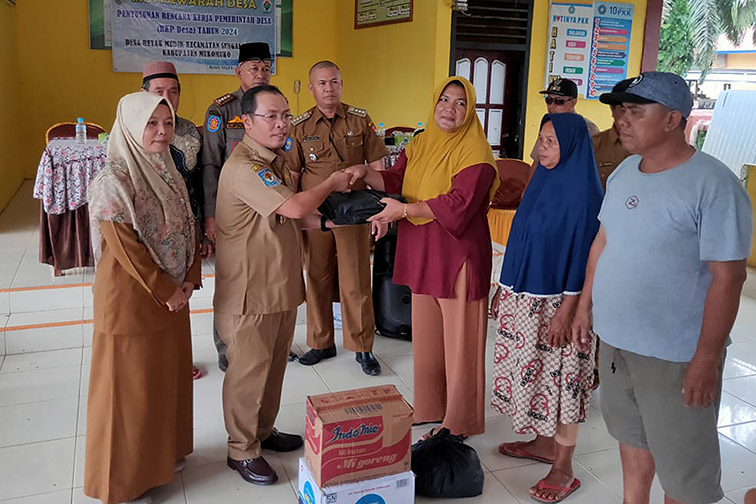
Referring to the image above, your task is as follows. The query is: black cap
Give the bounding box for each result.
[598,78,639,105]
[539,78,578,98]
[238,42,272,64]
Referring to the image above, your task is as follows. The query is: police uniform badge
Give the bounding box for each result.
[283,137,293,152]
[206,115,221,133]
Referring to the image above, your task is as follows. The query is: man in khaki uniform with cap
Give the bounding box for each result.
[284,60,388,376]
[214,84,351,485]
[201,42,273,370]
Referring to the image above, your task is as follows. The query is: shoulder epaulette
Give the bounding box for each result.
[213,93,236,107]
[347,105,367,118]
[291,110,312,126]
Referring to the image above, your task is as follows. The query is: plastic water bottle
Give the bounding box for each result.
[414,122,424,136]
[377,122,385,137]
[75,118,87,144]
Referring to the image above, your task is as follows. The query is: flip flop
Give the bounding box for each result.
[498,441,556,464]
[192,366,203,380]
[530,478,581,503]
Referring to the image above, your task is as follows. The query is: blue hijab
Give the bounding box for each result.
[499,113,603,296]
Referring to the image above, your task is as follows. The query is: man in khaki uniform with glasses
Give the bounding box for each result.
[214,84,351,486]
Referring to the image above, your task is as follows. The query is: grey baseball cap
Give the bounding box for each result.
[599,71,694,118]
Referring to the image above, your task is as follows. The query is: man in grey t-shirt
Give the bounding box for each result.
[572,72,753,504]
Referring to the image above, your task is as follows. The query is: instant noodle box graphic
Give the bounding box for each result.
[305,385,414,487]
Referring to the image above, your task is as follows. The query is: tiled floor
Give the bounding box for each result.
[1,180,756,504]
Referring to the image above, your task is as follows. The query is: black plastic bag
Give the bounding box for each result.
[318,189,405,226]
[411,428,485,498]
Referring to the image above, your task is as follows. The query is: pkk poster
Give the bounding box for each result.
[586,2,634,99]
[544,1,594,97]
[110,0,277,74]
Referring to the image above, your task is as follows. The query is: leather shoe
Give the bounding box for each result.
[298,346,337,366]
[356,352,381,376]
[288,351,299,362]
[227,456,278,485]
[260,428,304,452]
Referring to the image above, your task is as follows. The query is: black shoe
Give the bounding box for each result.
[288,351,298,362]
[226,456,278,485]
[218,353,228,373]
[356,352,381,376]
[298,346,337,366]
[260,428,304,452]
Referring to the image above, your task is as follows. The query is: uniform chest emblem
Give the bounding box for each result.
[625,195,639,210]
[283,137,293,151]
[206,115,221,133]
[257,168,281,187]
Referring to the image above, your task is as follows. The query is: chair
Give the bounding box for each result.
[196,124,204,138]
[491,158,531,210]
[45,122,106,144]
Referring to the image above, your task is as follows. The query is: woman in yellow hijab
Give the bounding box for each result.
[346,77,499,437]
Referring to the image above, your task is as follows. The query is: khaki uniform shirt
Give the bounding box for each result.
[592,127,629,190]
[213,135,305,315]
[284,102,388,191]
[201,88,245,217]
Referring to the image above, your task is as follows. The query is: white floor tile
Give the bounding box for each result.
[720,434,756,492]
[465,415,540,473]
[280,362,331,406]
[182,458,297,504]
[10,286,84,314]
[0,438,76,501]
[0,397,78,448]
[724,375,756,407]
[0,291,10,316]
[728,341,756,372]
[189,414,228,469]
[415,474,521,503]
[720,421,756,454]
[492,461,621,504]
[0,366,80,407]
[5,325,84,354]
[0,348,82,373]
[724,358,756,380]
[73,435,85,488]
[0,490,73,504]
[719,392,756,428]
[71,476,186,504]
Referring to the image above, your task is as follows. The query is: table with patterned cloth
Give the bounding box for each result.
[33,139,107,275]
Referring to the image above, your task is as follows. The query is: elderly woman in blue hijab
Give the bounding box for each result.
[490,113,603,503]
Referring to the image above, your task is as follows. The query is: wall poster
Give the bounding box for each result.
[545,0,633,99]
[355,0,413,29]
[90,0,293,59]
[110,1,276,74]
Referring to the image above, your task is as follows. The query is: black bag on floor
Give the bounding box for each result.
[411,428,485,498]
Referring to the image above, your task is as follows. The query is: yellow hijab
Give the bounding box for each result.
[402,76,499,225]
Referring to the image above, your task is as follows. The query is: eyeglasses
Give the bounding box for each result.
[251,113,293,123]
[544,97,574,106]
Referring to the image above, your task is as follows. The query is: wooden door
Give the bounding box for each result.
[454,49,517,158]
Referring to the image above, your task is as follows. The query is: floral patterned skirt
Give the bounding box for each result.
[490,288,596,437]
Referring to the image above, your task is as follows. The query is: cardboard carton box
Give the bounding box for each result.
[305,385,413,487]
[298,457,414,504]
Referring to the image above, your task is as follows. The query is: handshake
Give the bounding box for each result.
[325,165,370,193]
